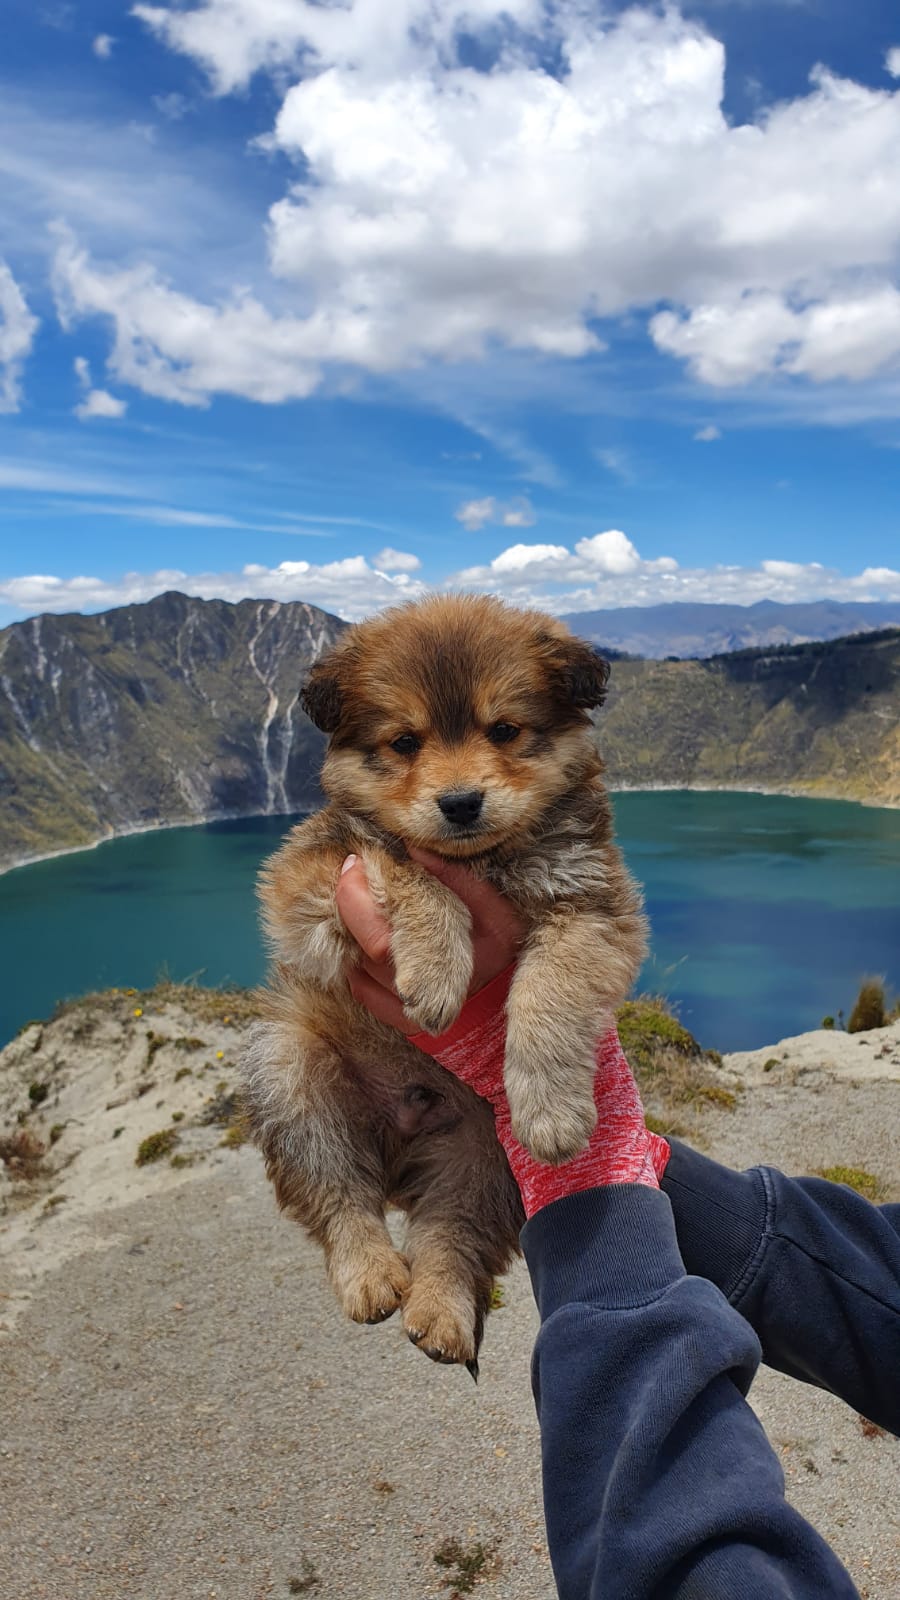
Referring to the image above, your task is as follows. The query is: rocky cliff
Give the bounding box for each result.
[0,592,344,870]
[1,596,899,873]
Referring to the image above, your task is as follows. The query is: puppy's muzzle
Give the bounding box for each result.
[437,789,484,827]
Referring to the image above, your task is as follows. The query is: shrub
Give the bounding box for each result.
[821,1016,835,1030]
[847,979,886,1034]
[28,1082,49,1106]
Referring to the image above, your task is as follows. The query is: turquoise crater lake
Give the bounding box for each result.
[1,791,898,1052]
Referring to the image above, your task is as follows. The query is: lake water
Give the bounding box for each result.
[1,791,898,1052]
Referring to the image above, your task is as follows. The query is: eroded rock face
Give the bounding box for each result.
[0,592,345,869]
[599,628,900,805]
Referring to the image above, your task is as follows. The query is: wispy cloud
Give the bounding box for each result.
[455,495,536,533]
[46,500,337,535]
[73,354,127,421]
[0,262,39,413]
[595,447,637,484]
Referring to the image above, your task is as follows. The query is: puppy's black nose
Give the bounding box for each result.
[437,790,484,826]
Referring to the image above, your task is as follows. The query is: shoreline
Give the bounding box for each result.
[0,803,308,880]
[1,780,898,880]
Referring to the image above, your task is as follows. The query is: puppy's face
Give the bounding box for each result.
[302,597,608,857]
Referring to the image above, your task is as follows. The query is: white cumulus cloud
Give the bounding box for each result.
[93,34,115,59]
[0,556,428,624]
[5,545,900,627]
[39,3,900,404]
[0,262,39,413]
[694,424,721,442]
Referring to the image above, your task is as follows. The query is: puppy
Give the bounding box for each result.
[242,595,646,1374]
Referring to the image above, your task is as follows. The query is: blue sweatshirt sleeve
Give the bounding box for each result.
[522,1185,860,1600]
[662,1140,900,1435]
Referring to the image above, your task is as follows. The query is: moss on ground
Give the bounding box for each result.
[813,1166,886,1202]
[616,995,735,1129]
[433,1537,500,1594]
[135,1128,180,1166]
[49,980,260,1028]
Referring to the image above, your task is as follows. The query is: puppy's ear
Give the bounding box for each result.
[543,632,610,710]
[300,656,344,733]
[563,637,610,709]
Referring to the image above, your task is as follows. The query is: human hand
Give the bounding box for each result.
[335,852,670,1215]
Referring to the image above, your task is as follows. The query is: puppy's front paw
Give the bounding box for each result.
[504,1032,597,1165]
[509,1096,597,1167]
[393,938,473,1036]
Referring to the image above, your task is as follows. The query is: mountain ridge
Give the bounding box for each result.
[562,598,900,659]
[1,594,899,873]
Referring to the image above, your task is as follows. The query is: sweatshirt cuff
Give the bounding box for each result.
[661,1139,770,1304]
[522,1185,686,1320]
[408,964,514,1057]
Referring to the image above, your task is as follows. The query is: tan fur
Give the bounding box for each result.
[242,595,647,1370]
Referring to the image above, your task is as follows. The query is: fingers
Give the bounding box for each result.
[335,855,392,964]
[347,966,415,1034]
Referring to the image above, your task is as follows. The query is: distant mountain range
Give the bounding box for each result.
[1,593,898,871]
[562,599,900,659]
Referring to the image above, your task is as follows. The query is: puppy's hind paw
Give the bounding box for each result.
[403,1283,478,1370]
[330,1245,411,1326]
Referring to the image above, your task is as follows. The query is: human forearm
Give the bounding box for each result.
[525,1185,861,1600]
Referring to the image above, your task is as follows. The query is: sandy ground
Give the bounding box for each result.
[1,997,898,1600]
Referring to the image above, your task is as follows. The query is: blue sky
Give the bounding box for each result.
[2,0,900,626]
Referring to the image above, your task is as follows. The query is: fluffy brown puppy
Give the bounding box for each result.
[242,594,646,1373]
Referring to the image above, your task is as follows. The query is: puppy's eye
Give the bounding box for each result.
[390,733,421,756]
[486,722,521,745]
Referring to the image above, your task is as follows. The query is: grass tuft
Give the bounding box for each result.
[813,1166,886,1202]
[617,996,736,1128]
[847,978,886,1034]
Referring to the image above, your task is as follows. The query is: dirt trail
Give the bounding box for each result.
[1,997,897,1599]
